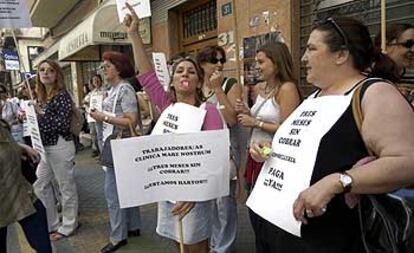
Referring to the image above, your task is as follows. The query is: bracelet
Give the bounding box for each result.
[259,121,264,129]
[254,119,262,128]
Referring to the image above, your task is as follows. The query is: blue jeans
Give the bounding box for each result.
[96,122,103,152]
[0,200,52,253]
[210,180,238,253]
[104,166,141,241]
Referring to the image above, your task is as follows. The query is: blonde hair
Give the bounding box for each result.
[36,60,66,104]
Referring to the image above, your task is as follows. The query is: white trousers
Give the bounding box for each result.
[34,137,79,236]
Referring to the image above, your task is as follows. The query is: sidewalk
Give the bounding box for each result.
[7,148,255,253]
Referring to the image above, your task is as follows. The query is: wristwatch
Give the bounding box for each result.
[339,172,353,193]
[104,115,109,123]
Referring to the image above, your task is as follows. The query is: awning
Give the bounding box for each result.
[58,0,132,61]
[30,0,78,28]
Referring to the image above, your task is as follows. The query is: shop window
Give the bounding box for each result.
[81,61,101,90]
[62,66,73,93]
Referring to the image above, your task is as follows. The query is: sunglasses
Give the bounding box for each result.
[389,39,414,49]
[208,57,226,64]
[319,17,349,49]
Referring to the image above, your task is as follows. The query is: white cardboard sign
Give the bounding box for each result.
[151,102,206,135]
[0,0,32,28]
[116,0,151,23]
[25,102,45,158]
[87,94,103,123]
[152,52,170,91]
[246,92,355,237]
[112,129,230,208]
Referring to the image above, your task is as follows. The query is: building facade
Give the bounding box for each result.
[22,0,413,103]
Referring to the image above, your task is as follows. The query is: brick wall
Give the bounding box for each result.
[151,0,300,85]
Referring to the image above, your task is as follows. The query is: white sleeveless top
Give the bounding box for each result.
[250,94,280,144]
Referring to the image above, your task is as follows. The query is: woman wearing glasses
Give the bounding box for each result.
[89,51,141,253]
[124,4,223,253]
[375,23,414,96]
[375,23,414,81]
[249,16,414,252]
[196,46,242,253]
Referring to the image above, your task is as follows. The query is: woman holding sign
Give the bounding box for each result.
[124,4,223,253]
[32,60,79,241]
[249,17,414,252]
[234,42,301,251]
[83,74,106,157]
[89,51,142,253]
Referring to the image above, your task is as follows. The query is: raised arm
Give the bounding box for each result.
[209,72,241,126]
[124,3,152,75]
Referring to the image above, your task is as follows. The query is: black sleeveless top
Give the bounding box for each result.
[300,81,372,253]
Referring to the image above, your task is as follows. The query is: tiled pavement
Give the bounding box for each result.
[7,148,255,253]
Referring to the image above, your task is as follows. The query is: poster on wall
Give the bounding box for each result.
[243,32,282,85]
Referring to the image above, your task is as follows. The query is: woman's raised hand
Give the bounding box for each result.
[123,2,140,35]
[209,70,224,91]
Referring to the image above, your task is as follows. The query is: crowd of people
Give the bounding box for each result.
[0,3,413,253]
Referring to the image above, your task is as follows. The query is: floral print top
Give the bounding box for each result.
[38,90,73,146]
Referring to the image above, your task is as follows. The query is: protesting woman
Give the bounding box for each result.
[196,45,242,253]
[83,74,107,157]
[32,60,79,241]
[124,4,223,253]
[0,119,51,253]
[250,16,414,252]
[89,51,141,253]
[374,23,414,82]
[234,42,301,251]
[0,84,23,143]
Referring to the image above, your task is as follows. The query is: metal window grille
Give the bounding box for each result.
[299,0,414,88]
[182,0,217,40]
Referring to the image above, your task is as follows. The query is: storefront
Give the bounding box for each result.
[57,0,151,104]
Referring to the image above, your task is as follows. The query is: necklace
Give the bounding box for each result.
[264,83,277,97]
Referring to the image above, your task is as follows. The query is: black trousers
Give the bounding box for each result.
[249,209,306,253]
[0,200,52,253]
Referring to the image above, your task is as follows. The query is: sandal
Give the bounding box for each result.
[50,232,68,241]
[49,223,82,241]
